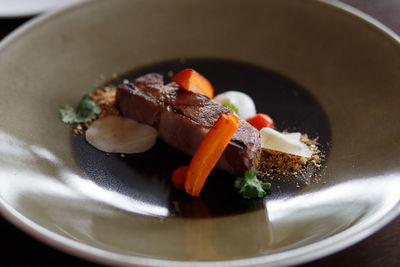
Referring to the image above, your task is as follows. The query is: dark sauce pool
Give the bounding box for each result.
[72,59,331,218]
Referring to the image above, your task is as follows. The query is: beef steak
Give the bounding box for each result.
[116,73,260,176]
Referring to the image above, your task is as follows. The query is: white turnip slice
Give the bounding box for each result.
[85,115,157,153]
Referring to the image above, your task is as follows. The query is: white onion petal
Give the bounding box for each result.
[213,90,256,120]
[86,115,157,153]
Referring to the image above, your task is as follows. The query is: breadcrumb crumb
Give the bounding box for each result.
[258,133,323,185]
[73,85,119,134]
[90,85,119,119]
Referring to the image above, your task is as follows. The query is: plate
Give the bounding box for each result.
[0,0,84,18]
[0,0,399,266]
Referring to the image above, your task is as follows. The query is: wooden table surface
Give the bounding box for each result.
[0,1,399,266]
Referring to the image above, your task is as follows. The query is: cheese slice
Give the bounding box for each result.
[260,127,312,158]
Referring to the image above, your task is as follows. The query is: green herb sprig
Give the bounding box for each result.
[223,103,240,116]
[59,94,101,123]
[235,171,271,199]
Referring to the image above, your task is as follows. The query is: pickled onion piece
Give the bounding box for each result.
[86,115,157,153]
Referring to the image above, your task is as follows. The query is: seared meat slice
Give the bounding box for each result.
[116,73,260,176]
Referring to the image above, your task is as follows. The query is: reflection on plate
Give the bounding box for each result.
[0,0,399,266]
[0,0,83,18]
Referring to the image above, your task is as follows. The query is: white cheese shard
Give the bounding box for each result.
[260,127,313,158]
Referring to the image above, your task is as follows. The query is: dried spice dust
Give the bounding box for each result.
[72,84,119,136]
[89,85,119,119]
[258,134,324,187]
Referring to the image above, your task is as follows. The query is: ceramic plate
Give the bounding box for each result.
[0,0,84,18]
[0,0,399,266]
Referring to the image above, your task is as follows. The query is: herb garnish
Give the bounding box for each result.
[59,94,101,123]
[223,103,240,116]
[234,171,271,199]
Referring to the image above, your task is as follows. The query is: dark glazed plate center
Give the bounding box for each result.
[72,59,331,218]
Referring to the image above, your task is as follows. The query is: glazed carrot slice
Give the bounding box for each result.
[184,113,239,197]
[173,69,214,98]
[171,166,189,190]
[247,113,274,130]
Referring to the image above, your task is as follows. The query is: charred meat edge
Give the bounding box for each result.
[116,73,260,176]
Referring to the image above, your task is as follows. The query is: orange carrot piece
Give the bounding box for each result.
[247,113,274,130]
[184,113,239,197]
[171,166,189,190]
[173,69,214,99]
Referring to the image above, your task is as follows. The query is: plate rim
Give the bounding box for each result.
[0,0,85,18]
[0,0,399,266]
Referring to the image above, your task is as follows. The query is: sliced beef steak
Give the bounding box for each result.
[116,73,260,176]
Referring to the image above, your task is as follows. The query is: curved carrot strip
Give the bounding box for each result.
[171,165,189,190]
[173,69,214,99]
[184,113,239,197]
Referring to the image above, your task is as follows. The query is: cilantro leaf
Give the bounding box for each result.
[59,105,78,123]
[76,94,98,117]
[223,103,240,116]
[59,94,101,124]
[234,171,271,199]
